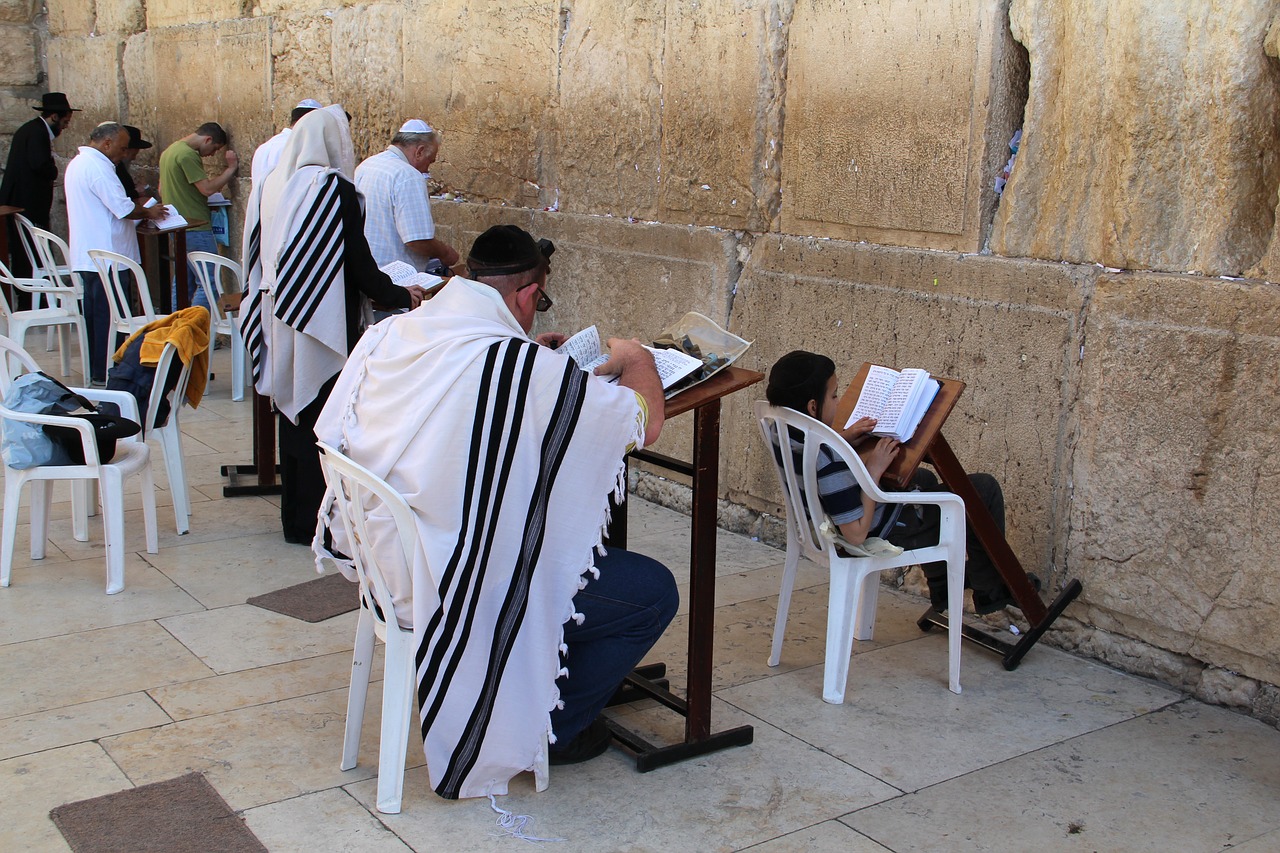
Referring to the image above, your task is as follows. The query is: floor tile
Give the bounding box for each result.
[843,701,1280,852]
[720,636,1184,792]
[673,557,830,617]
[159,603,357,674]
[629,525,789,579]
[0,742,132,852]
[746,820,892,852]
[243,788,413,852]
[142,532,323,608]
[0,692,171,760]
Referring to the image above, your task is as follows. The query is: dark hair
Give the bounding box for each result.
[42,109,73,120]
[289,106,316,126]
[766,350,835,414]
[196,122,228,144]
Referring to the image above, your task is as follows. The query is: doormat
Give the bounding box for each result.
[246,571,359,622]
[50,772,267,853]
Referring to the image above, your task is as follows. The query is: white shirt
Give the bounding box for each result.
[64,146,139,270]
[250,128,291,198]
[353,146,436,270]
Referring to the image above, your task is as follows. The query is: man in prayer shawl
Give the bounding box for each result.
[313,224,678,799]
[239,105,432,543]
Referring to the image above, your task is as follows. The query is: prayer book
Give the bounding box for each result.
[143,199,189,231]
[558,325,704,394]
[378,260,445,297]
[845,364,940,442]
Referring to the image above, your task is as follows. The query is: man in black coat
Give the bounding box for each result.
[0,92,79,289]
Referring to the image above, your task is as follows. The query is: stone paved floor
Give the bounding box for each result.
[3,343,1279,852]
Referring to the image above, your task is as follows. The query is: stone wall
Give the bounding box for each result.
[22,0,1280,723]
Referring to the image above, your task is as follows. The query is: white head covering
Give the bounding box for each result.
[398,119,434,134]
[296,98,323,109]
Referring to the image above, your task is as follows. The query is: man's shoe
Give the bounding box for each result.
[549,717,611,766]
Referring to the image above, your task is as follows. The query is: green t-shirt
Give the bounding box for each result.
[159,140,211,230]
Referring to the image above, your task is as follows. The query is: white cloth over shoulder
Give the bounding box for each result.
[313,276,645,800]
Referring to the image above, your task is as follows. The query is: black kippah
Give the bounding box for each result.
[467,225,547,276]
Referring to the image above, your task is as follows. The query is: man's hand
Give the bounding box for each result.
[224,149,239,171]
[404,284,430,308]
[594,338,649,377]
[143,204,167,221]
[535,332,566,349]
[597,338,665,447]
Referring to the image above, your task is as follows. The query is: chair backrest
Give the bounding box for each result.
[142,341,194,434]
[11,213,41,274]
[0,333,40,395]
[755,400,894,561]
[26,224,79,290]
[187,251,243,326]
[88,249,157,323]
[317,442,418,631]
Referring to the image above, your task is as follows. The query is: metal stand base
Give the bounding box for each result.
[221,463,282,497]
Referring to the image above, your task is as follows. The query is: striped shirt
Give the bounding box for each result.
[780,430,883,527]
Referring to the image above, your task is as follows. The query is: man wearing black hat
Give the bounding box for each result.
[313,224,677,797]
[115,125,155,203]
[0,92,79,290]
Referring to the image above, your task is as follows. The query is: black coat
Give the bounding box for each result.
[0,116,57,226]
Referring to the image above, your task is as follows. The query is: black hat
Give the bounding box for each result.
[467,225,555,277]
[34,92,80,113]
[123,125,152,150]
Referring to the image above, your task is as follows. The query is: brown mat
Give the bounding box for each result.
[50,772,266,853]
[246,571,359,622]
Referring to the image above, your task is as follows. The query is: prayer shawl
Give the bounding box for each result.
[313,276,645,800]
[240,105,357,422]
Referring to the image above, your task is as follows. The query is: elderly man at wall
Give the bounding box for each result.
[158,121,238,311]
[313,224,678,799]
[353,119,460,275]
[115,125,154,202]
[0,92,79,295]
[250,98,321,198]
[240,105,430,545]
[64,122,166,385]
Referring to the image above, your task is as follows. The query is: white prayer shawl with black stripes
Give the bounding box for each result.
[239,163,350,423]
[313,277,645,800]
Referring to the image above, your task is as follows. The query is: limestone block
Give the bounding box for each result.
[257,0,358,14]
[1070,273,1280,686]
[0,87,45,134]
[1248,11,1280,282]
[0,0,38,25]
[47,36,123,158]
[267,14,333,138]
[331,5,402,162]
[780,0,1019,253]
[0,24,38,86]
[96,0,145,36]
[146,0,248,30]
[554,0,665,219]
[403,0,560,207]
[724,235,1093,583]
[659,0,784,231]
[47,0,93,37]
[992,0,1280,277]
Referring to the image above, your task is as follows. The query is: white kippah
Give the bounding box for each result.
[296,98,323,109]
[398,119,434,134]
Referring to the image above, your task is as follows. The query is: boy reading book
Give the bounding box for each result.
[766,350,1023,614]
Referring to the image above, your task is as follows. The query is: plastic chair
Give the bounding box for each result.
[0,257,90,379]
[87,249,163,378]
[142,341,196,535]
[0,335,157,594]
[755,401,967,703]
[318,442,549,813]
[13,214,75,354]
[188,251,247,401]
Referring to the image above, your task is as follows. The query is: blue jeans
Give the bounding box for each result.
[79,268,132,383]
[550,547,678,746]
[171,228,217,312]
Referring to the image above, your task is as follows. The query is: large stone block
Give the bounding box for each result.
[331,5,402,162]
[268,13,334,137]
[47,36,124,159]
[0,87,43,135]
[780,0,1021,253]
[0,0,38,25]
[146,0,247,30]
[47,0,93,37]
[992,0,1280,277]
[403,0,560,208]
[724,236,1092,584]
[0,24,38,86]
[1248,11,1280,283]
[96,0,145,36]
[1070,273,1280,685]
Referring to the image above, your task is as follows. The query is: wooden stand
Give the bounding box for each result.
[836,362,1083,670]
[221,390,281,497]
[137,218,207,313]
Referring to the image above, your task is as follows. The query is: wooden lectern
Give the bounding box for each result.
[835,363,1082,670]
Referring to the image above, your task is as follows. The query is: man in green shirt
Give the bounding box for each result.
[158,121,238,310]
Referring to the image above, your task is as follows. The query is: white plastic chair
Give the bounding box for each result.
[13,214,75,354]
[87,249,163,376]
[141,341,196,535]
[188,251,247,401]
[0,257,90,379]
[318,442,549,814]
[0,335,157,594]
[755,401,967,703]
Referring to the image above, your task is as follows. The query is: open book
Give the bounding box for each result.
[378,260,445,297]
[845,365,940,442]
[143,199,189,230]
[558,326,703,393]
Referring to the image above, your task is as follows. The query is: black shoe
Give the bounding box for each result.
[549,718,612,766]
[973,574,1042,615]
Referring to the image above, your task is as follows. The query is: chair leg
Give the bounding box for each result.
[70,480,91,542]
[56,325,71,375]
[768,540,802,667]
[823,562,863,705]
[376,630,415,814]
[231,324,245,402]
[341,608,376,772]
[159,426,190,534]
[946,551,964,696]
[75,320,91,385]
[140,461,158,556]
[534,730,550,793]
[100,469,126,594]
[29,480,51,560]
[1,474,24,587]
[852,570,881,641]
